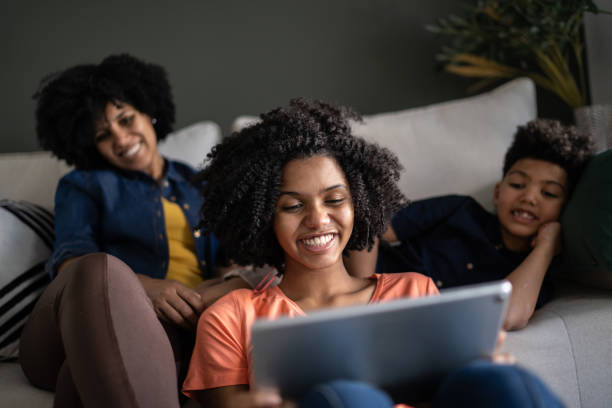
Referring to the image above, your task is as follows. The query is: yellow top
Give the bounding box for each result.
[162,197,203,288]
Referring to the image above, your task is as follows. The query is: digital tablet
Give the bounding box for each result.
[251,280,511,399]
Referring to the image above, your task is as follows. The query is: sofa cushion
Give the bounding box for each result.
[0,362,53,407]
[561,148,612,289]
[503,281,612,408]
[0,152,71,210]
[158,121,221,169]
[232,78,537,211]
[502,307,580,408]
[0,200,52,360]
[351,78,536,210]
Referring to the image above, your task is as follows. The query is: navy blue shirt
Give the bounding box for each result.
[47,159,220,279]
[377,195,554,306]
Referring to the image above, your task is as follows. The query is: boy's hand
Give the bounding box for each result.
[531,221,562,255]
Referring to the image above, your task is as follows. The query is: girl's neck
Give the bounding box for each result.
[279,261,375,311]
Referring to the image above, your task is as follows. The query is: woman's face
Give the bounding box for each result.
[94,101,163,179]
[273,155,354,272]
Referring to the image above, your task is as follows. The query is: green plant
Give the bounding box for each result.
[427,0,610,108]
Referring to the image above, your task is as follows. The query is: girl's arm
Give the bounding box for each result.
[503,222,561,330]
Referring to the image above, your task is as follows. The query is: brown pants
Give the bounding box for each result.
[19,253,193,408]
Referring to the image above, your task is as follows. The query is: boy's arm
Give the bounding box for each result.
[345,195,470,277]
[503,222,561,330]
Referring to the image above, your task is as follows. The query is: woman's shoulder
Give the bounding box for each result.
[57,168,121,194]
[373,272,439,300]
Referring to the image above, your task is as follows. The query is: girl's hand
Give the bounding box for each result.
[138,275,204,330]
[233,389,293,408]
[492,330,516,364]
[194,386,294,408]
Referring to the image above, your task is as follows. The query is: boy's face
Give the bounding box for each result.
[494,158,568,251]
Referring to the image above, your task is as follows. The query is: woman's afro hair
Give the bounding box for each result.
[503,118,595,192]
[194,98,406,271]
[34,54,175,169]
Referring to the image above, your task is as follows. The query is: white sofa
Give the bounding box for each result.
[1,78,611,407]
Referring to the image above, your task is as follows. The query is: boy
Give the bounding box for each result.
[347,118,594,330]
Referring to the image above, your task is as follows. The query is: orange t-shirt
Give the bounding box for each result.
[183,272,438,399]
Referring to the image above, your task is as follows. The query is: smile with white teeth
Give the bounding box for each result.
[300,233,335,247]
[118,142,142,158]
[512,209,536,221]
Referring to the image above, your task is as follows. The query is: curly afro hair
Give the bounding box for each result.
[34,54,175,169]
[503,118,595,193]
[194,98,406,272]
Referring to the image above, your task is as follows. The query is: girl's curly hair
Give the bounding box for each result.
[503,118,595,193]
[195,98,406,271]
[34,54,175,169]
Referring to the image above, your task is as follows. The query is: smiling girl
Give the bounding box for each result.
[182,99,563,408]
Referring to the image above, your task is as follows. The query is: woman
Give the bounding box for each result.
[182,99,564,407]
[19,54,273,408]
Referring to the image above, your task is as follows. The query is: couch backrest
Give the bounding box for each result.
[352,77,536,210]
[233,78,537,211]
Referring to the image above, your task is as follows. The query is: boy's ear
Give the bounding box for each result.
[493,182,501,207]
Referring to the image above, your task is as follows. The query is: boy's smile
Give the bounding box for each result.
[494,158,568,251]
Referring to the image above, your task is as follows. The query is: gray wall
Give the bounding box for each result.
[1,0,473,153]
[585,0,612,105]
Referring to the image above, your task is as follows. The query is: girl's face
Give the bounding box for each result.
[274,155,354,272]
[94,101,164,180]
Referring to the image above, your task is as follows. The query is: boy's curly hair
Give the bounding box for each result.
[195,98,406,271]
[503,118,595,193]
[34,54,175,169]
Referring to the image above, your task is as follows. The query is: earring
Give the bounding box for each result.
[151,118,158,125]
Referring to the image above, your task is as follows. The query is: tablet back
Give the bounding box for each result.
[251,280,511,399]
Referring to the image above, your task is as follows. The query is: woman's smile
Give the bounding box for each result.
[118,141,143,158]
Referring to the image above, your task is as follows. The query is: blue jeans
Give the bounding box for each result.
[298,361,564,408]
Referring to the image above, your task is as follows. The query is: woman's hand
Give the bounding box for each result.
[138,275,204,330]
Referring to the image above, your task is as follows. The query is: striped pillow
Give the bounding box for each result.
[0,200,53,360]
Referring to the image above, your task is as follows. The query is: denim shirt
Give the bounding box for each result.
[47,159,219,279]
[377,195,554,307]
